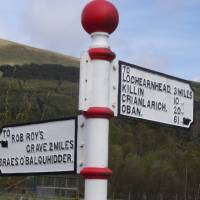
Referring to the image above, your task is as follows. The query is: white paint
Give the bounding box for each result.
[79,52,118,115]
[0,118,84,174]
[80,31,112,200]
[109,59,119,116]
[76,115,86,173]
[79,51,93,112]
[90,32,109,48]
[118,62,194,128]
[79,52,110,107]
[90,59,110,107]
[85,118,109,167]
[85,180,107,200]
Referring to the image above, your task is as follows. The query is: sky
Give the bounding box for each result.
[0,0,199,82]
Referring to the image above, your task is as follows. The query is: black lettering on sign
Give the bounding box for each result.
[20,157,24,165]
[174,97,179,105]
[63,154,72,163]
[12,133,24,143]
[0,157,20,167]
[15,157,19,166]
[26,144,30,153]
[65,140,70,150]
[6,158,10,166]
[174,106,182,115]
[49,142,53,151]
[26,130,45,142]
[53,155,58,163]
[122,104,126,113]
[122,65,126,74]
[35,143,45,152]
[40,131,45,140]
[70,140,74,149]
[121,84,126,93]
[26,144,35,153]
[122,85,144,97]
[26,142,49,153]
[174,87,193,99]
[121,104,141,117]
[58,154,63,163]
[174,116,180,124]
[39,156,43,164]
[127,95,131,104]
[3,158,6,166]
[122,94,126,102]
[122,65,130,74]
[25,156,29,165]
[2,129,10,138]
[53,142,59,150]
[11,158,15,166]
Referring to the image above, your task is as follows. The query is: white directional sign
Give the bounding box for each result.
[118,61,194,128]
[0,117,85,175]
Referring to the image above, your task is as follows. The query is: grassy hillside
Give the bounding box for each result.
[1,76,200,199]
[0,39,200,199]
[0,39,79,67]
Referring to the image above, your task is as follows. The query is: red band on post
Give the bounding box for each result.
[83,107,114,119]
[89,48,116,62]
[80,167,112,179]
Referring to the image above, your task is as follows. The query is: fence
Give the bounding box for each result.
[0,175,80,200]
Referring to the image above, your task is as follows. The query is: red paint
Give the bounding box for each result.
[82,0,119,34]
[89,48,116,61]
[80,167,112,179]
[84,107,114,119]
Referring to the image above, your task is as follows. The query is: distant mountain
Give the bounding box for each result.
[0,39,79,67]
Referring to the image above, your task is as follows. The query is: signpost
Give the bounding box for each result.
[0,1,195,200]
[79,1,119,200]
[118,61,194,128]
[0,117,85,175]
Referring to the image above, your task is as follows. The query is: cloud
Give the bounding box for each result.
[111,34,175,73]
[0,23,9,39]
[110,0,200,80]
[22,0,88,56]
[192,77,200,82]
[1,0,197,81]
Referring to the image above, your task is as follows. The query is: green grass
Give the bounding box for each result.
[192,81,200,102]
[0,70,200,198]
[0,193,79,200]
[0,77,79,127]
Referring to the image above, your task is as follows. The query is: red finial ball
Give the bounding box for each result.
[81,0,119,34]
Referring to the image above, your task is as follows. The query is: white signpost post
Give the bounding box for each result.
[118,61,194,128]
[0,117,85,175]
